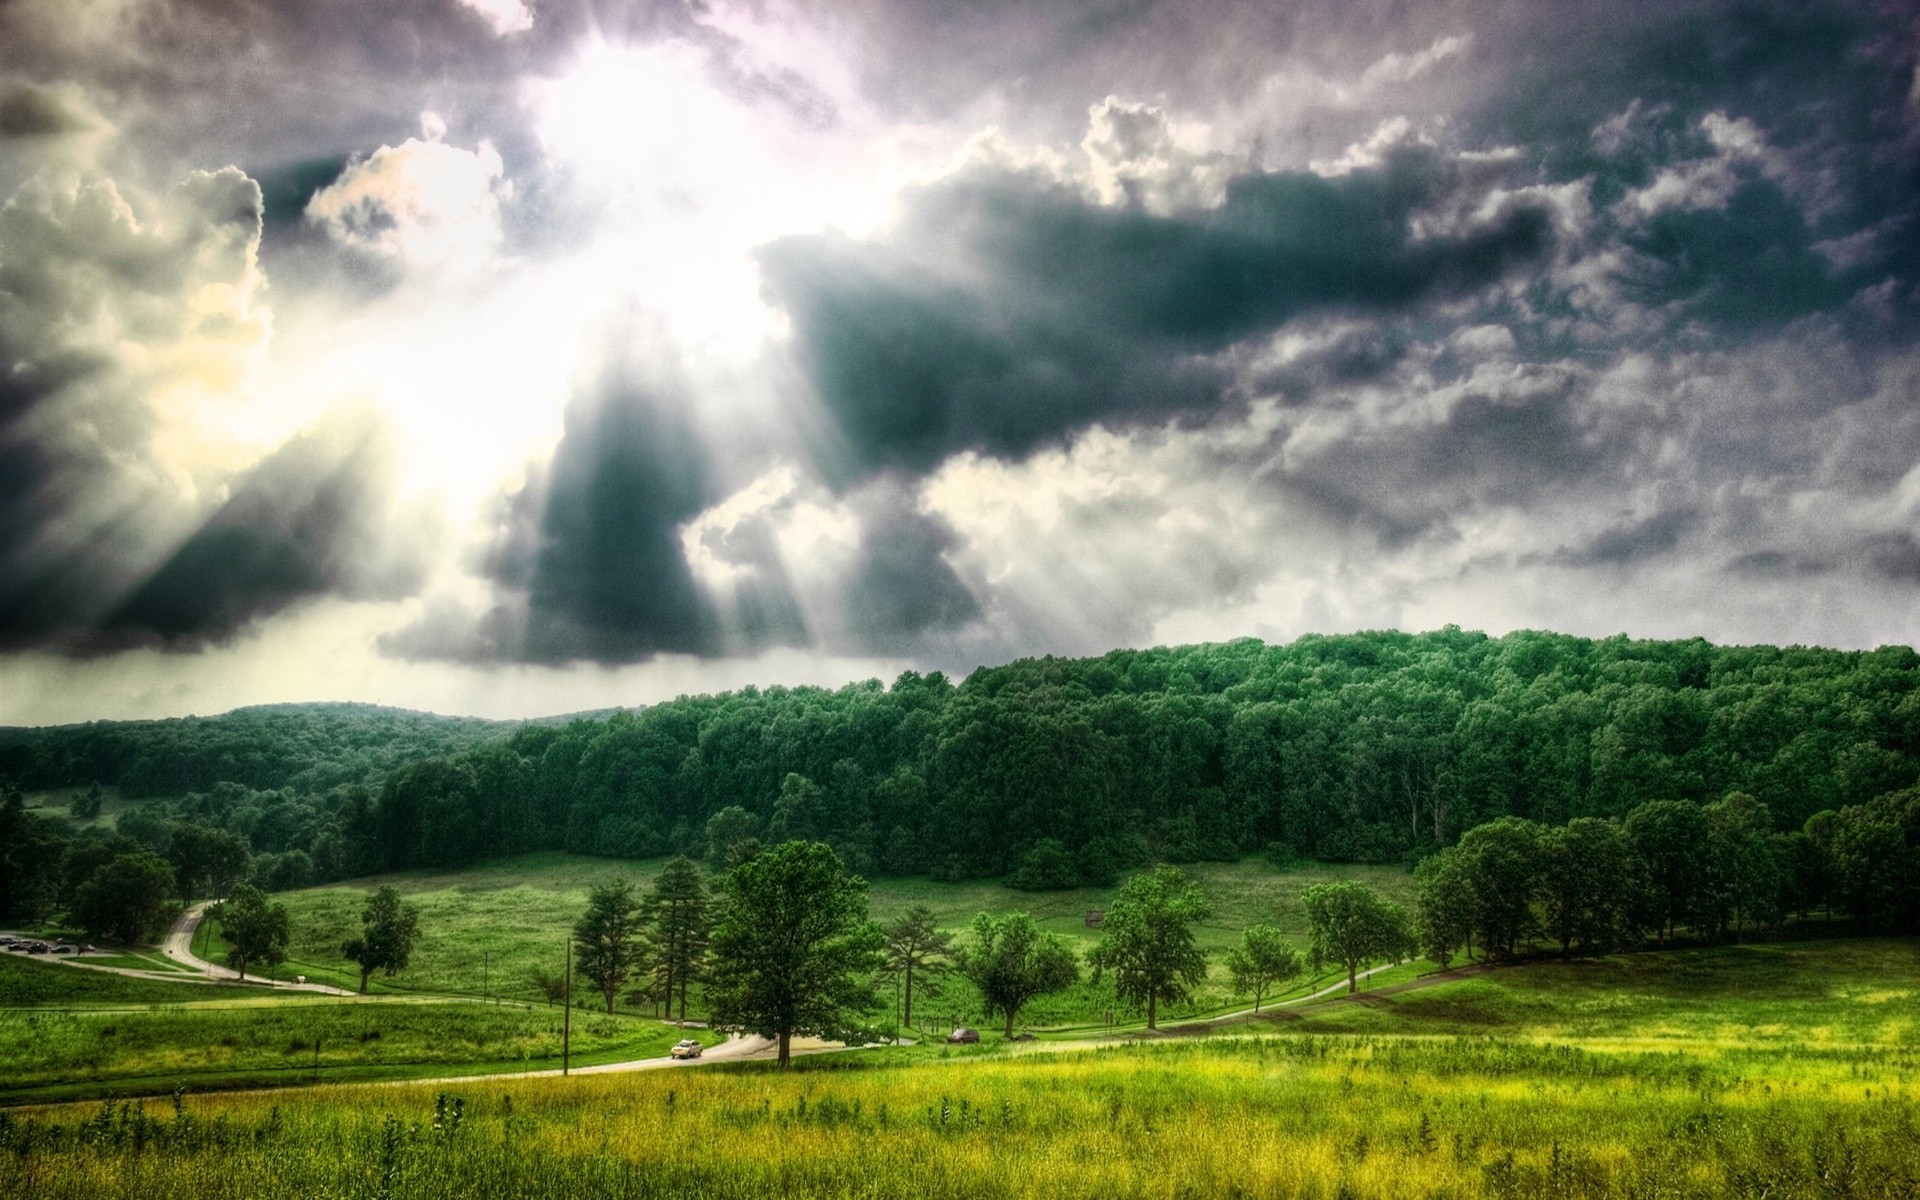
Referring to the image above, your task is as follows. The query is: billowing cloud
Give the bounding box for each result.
[761,135,1552,481]
[4,0,1920,719]
[305,130,509,272]
[0,165,275,646]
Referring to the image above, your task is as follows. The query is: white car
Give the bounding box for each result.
[670,1038,703,1060]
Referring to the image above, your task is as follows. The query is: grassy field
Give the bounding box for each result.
[4,938,1916,1199]
[264,853,1419,1024]
[1268,937,1920,1046]
[0,954,246,1008]
[0,993,723,1105]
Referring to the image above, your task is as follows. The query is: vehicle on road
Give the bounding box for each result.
[946,1028,980,1044]
[670,1039,703,1060]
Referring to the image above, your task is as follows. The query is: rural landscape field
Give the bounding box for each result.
[5,0,1919,1194]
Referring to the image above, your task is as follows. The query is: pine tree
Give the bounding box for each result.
[644,857,710,1022]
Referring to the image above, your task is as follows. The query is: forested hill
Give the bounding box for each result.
[0,703,511,798]
[5,629,1919,895]
[366,628,1920,884]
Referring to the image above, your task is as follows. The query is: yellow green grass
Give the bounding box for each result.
[5,1013,1915,1198]
[0,995,723,1105]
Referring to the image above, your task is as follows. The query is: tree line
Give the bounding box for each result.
[563,843,1243,1063]
[5,629,1920,927]
[337,629,1920,890]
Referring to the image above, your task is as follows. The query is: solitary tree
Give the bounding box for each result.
[957,911,1079,1037]
[705,840,884,1066]
[644,857,710,1022]
[1300,881,1412,993]
[1087,865,1211,1030]
[1224,924,1302,1013]
[883,904,953,1029]
[341,885,420,993]
[574,880,644,1014]
[214,883,289,980]
[71,852,175,944]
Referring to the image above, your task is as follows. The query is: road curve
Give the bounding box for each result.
[162,901,354,995]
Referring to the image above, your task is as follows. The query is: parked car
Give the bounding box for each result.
[25,943,48,954]
[670,1039,704,1060]
[51,944,74,954]
[946,1027,980,1044]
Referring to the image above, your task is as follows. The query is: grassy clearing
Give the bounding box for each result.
[0,954,246,1008]
[1266,937,1920,1048]
[19,786,143,833]
[0,997,723,1105]
[267,854,1418,1023]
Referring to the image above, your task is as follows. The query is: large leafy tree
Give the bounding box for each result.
[214,883,289,980]
[573,880,644,1014]
[883,904,953,1030]
[705,840,884,1065]
[1300,881,1411,993]
[1624,800,1710,942]
[644,856,710,1022]
[1413,849,1474,969]
[1224,924,1301,1012]
[957,911,1079,1037]
[167,824,253,907]
[1086,865,1211,1029]
[341,885,421,994]
[1831,788,1920,931]
[1701,793,1779,938]
[1456,817,1545,959]
[1540,817,1637,958]
[71,852,175,944]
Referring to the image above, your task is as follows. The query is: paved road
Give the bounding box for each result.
[158,901,355,994]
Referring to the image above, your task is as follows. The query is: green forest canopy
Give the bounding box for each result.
[4,629,1918,896]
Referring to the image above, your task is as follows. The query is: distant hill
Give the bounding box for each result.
[0,703,513,798]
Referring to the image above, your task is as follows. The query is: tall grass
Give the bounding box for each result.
[4,1034,1915,1198]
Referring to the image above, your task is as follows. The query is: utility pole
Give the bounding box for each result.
[562,939,572,1077]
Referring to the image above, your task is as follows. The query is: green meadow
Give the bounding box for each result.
[0,955,719,1105]
[258,853,1419,1024]
[4,937,1915,1200]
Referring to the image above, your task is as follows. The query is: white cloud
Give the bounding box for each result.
[304,137,508,272]
[1359,34,1473,90]
[1618,111,1790,218]
[457,0,533,36]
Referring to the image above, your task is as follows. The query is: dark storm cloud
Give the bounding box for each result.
[496,375,721,663]
[834,487,980,653]
[761,148,1552,480]
[1552,507,1700,568]
[0,83,101,138]
[100,415,425,648]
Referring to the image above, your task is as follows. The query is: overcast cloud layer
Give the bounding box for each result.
[0,0,1916,722]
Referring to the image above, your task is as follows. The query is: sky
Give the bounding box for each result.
[0,0,1917,724]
